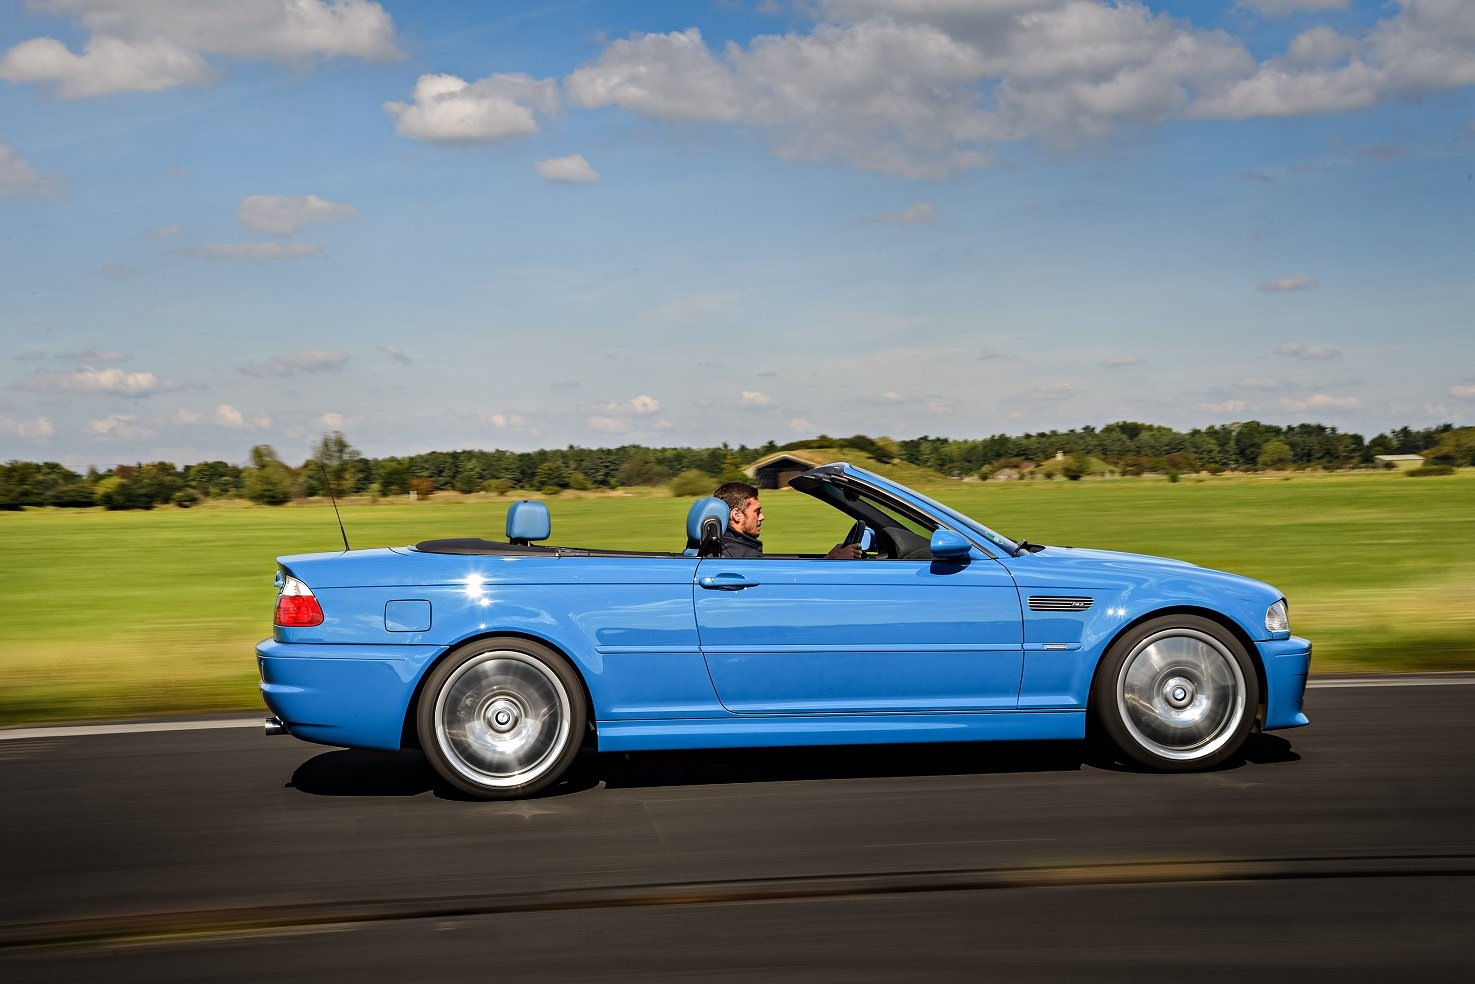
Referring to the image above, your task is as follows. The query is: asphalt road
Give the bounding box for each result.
[1,678,1471,982]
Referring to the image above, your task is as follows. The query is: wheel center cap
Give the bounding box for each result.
[1163,677,1195,709]
[485,698,521,734]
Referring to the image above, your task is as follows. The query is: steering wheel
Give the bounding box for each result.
[841,519,870,557]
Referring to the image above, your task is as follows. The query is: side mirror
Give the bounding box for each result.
[929,529,971,560]
[858,528,875,552]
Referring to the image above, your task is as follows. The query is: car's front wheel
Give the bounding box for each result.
[417,638,586,799]
[1091,615,1259,771]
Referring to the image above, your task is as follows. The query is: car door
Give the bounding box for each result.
[693,554,1023,713]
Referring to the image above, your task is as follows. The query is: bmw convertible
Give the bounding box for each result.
[257,463,1311,798]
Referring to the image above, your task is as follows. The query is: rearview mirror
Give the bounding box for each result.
[929,529,971,560]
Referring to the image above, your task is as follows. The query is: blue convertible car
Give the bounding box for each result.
[258,463,1310,798]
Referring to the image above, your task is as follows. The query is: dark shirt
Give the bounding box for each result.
[720,529,763,559]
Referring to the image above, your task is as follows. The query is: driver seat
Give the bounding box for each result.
[683,497,728,558]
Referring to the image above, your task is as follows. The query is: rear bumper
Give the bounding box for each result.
[1258,635,1312,731]
[256,639,443,751]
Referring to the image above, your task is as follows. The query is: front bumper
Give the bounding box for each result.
[1258,635,1312,731]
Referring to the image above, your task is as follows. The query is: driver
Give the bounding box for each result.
[712,481,862,560]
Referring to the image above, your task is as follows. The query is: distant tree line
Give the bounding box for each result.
[2,422,1469,510]
[889,421,1467,478]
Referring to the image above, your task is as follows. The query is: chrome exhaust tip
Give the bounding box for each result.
[264,715,288,736]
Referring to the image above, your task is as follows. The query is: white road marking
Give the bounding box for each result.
[0,675,1469,742]
[1306,676,1475,689]
[0,718,262,742]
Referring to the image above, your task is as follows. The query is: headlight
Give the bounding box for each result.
[1265,599,1289,634]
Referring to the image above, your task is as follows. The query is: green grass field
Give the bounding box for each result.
[2,469,1471,726]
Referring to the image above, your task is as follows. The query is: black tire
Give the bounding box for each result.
[1090,615,1259,772]
[416,637,586,799]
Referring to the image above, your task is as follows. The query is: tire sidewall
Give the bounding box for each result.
[1091,615,1259,772]
[416,637,586,799]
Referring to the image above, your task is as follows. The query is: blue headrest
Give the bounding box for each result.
[686,497,729,542]
[506,499,550,545]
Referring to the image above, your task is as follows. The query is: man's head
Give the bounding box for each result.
[713,481,763,538]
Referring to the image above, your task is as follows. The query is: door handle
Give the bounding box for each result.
[698,573,760,591]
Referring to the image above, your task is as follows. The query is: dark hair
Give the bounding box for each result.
[713,481,758,511]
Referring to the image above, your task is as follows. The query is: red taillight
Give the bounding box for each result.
[275,575,324,627]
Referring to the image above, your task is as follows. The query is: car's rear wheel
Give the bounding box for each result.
[417,638,585,799]
[1091,615,1258,772]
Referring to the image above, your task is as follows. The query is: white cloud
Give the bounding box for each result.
[863,202,936,225]
[566,24,994,178]
[1102,355,1140,367]
[1195,61,1385,118]
[740,390,774,407]
[1028,380,1076,400]
[0,0,399,98]
[1280,393,1361,411]
[60,349,129,364]
[1276,342,1342,360]
[489,413,526,428]
[0,142,61,196]
[1237,1,1352,17]
[1450,384,1475,399]
[0,35,211,99]
[384,73,558,144]
[556,1,1475,177]
[925,399,953,416]
[1238,376,1284,390]
[565,28,745,123]
[1200,400,1250,414]
[561,6,1263,175]
[1258,272,1318,292]
[214,403,269,429]
[237,194,356,235]
[376,344,411,365]
[189,242,323,261]
[87,413,153,439]
[25,366,175,396]
[588,415,630,434]
[240,351,350,378]
[536,153,599,183]
[0,414,55,440]
[789,417,816,433]
[588,394,662,433]
[1285,26,1359,69]
[1195,1,1475,120]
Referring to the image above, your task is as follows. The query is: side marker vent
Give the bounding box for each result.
[1028,596,1094,612]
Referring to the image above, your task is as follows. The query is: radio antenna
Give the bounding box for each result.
[319,460,351,552]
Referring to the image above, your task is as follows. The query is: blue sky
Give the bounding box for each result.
[1,0,1471,470]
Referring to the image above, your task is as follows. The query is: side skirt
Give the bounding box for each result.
[595,710,1085,752]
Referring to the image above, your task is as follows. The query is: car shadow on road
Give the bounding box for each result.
[286,733,1300,800]
[581,740,1086,793]
[287,740,1086,800]
[288,748,436,797]
[1080,730,1301,773]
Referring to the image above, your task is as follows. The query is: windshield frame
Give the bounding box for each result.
[788,463,1020,558]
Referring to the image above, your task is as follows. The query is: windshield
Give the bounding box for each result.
[892,485,1020,555]
[793,464,1021,556]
